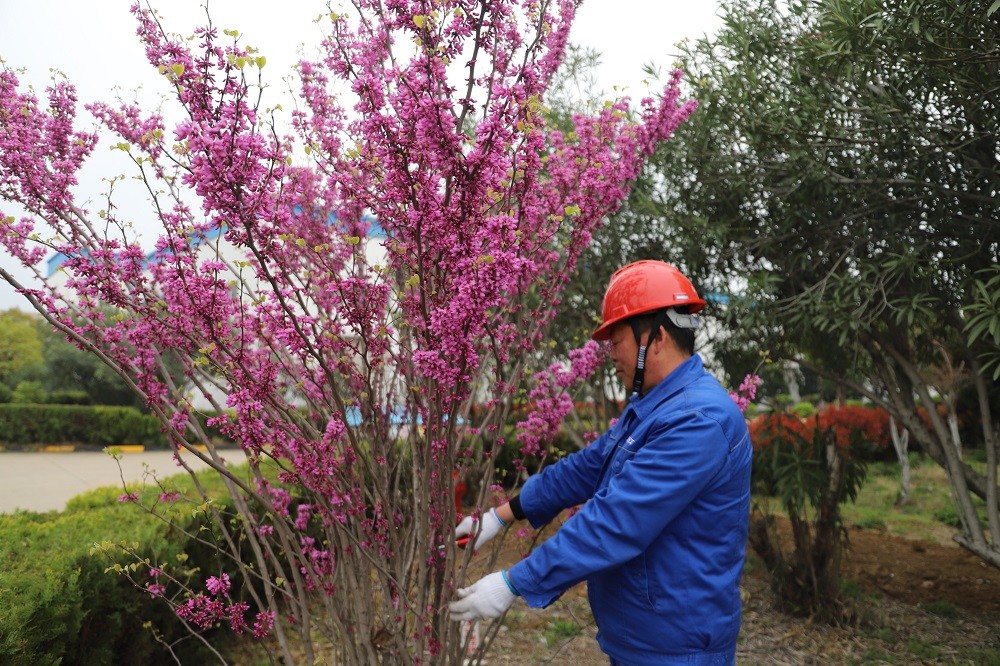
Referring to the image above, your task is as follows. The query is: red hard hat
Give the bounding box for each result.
[592,260,705,341]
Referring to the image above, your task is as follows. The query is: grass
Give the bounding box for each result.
[962,649,1000,665]
[753,453,962,544]
[854,645,1000,665]
[544,618,583,647]
[904,638,941,660]
[852,611,1000,665]
[856,649,898,664]
[839,577,863,600]
[839,454,962,544]
[919,600,959,618]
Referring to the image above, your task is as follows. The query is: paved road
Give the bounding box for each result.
[0,449,246,513]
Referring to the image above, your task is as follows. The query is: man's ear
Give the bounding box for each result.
[653,326,675,352]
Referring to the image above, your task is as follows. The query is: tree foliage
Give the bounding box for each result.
[0,309,141,405]
[638,0,1000,566]
[0,309,43,384]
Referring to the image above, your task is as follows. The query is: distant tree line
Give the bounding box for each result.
[0,309,141,407]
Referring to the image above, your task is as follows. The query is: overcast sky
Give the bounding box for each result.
[0,0,722,312]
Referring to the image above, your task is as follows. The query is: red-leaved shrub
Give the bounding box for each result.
[749,412,812,453]
[816,404,891,450]
[750,404,893,457]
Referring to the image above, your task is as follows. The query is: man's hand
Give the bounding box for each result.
[455,507,506,550]
[448,571,516,621]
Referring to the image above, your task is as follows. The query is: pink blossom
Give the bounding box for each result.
[176,594,225,630]
[252,610,276,639]
[294,504,313,531]
[227,602,251,633]
[205,573,231,597]
[516,341,605,455]
[729,374,763,414]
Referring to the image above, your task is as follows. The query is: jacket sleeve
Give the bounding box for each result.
[516,426,616,528]
[508,408,729,608]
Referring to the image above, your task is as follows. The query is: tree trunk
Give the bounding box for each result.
[860,333,1000,514]
[783,362,801,403]
[811,432,844,621]
[970,355,1000,556]
[947,411,962,460]
[890,417,910,505]
[880,341,992,558]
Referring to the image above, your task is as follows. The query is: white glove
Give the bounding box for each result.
[455,508,506,550]
[449,571,517,621]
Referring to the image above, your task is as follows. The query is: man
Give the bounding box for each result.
[449,260,752,665]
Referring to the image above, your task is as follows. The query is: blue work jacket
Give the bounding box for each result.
[507,354,752,665]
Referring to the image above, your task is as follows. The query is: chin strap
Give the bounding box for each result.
[628,310,668,399]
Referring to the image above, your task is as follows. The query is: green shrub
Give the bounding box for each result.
[790,401,816,418]
[0,383,11,403]
[490,428,579,490]
[869,460,900,479]
[47,390,92,405]
[747,412,870,624]
[0,514,83,666]
[11,380,46,404]
[854,515,887,531]
[966,447,988,465]
[0,486,236,665]
[772,393,795,409]
[0,404,165,448]
[839,578,862,600]
[189,409,234,445]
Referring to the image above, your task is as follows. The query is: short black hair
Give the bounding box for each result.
[627,307,696,356]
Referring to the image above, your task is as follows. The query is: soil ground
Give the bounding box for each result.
[839,526,1000,614]
[478,524,1000,665]
[229,521,1000,665]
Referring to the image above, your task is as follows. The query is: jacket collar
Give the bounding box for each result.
[628,353,704,420]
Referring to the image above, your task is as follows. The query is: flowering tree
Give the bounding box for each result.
[0,1,696,662]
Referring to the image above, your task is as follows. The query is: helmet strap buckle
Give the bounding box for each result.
[665,307,701,330]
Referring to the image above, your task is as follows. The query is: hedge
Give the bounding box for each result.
[0,404,165,448]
